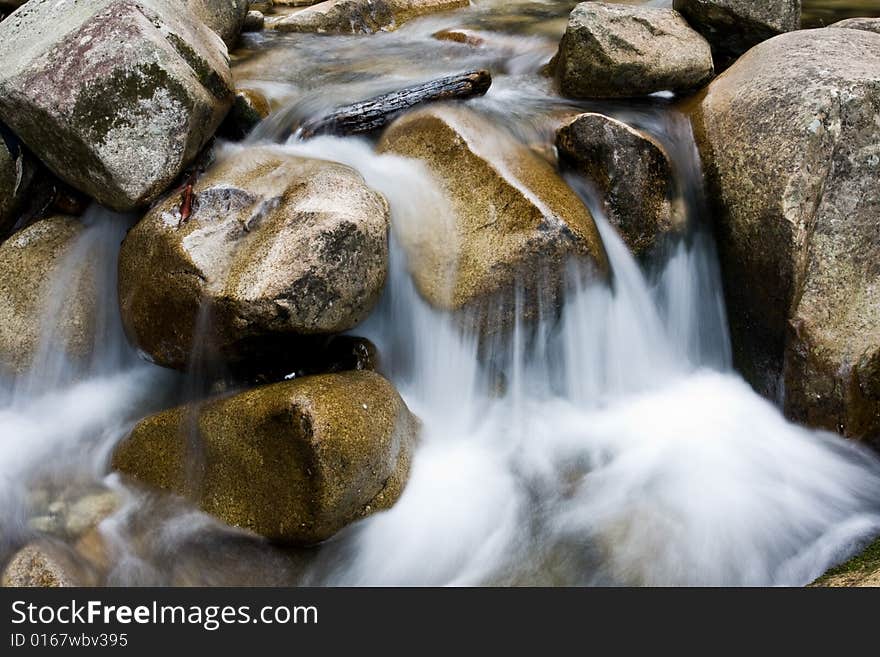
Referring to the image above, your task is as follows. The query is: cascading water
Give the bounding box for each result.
[2,0,880,586]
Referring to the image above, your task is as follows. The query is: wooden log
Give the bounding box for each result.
[297,69,492,139]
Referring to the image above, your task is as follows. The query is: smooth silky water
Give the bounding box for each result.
[2,0,880,586]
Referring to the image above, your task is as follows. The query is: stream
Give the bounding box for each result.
[2,0,880,586]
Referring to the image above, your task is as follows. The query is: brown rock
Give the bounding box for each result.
[557,113,685,257]
[112,371,419,545]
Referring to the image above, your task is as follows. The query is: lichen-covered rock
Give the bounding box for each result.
[2,544,76,587]
[183,0,249,47]
[830,17,880,36]
[0,0,234,211]
[690,28,880,444]
[553,2,714,99]
[673,0,801,58]
[557,113,684,257]
[0,217,95,375]
[112,371,419,545]
[378,106,607,334]
[811,536,880,587]
[271,0,469,34]
[119,146,389,370]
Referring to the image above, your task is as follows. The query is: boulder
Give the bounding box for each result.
[243,10,266,32]
[0,0,234,211]
[183,0,249,47]
[0,217,95,375]
[112,371,419,545]
[830,17,880,36]
[2,543,76,587]
[271,0,469,34]
[553,2,714,99]
[556,113,685,257]
[673,0,801,58]
[118,146,389,370]
[689,28,880,443]
[377,106,607,333]
[0,124,35,237]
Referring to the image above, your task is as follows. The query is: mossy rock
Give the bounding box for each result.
[811,536,880,587]
[112,371,419,545]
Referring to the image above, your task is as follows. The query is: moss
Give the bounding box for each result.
[165,33,232,100]
[72,62,191,147]
[811,535,880,585]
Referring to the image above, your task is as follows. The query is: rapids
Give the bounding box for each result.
[2,0,880,586]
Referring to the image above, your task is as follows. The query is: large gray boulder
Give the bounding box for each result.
[0,0,234,211]
[557,113,685,257]
[673,0,801,58]
[271,0,469,34]
[119,146,389,370]
[378,106,608,335]
[184,0,249,46]
[690,28,880,444]
[0,216,95,375]
[113,371,419,545]
[553,2,714,99]
[830,17,880,36]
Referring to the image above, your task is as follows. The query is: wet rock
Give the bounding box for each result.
[0,124,35,237]
[112,371,419,545]
[378,106,607,335]
[830,17,880,36]
[557,113,684,257]
[433,28,486,47]
[0,217,95,375]
[219,88,272,140]
[118,146,389,370]
[553,2,714,99]
[64,491,120,537]
[271,0,469,34]
[0,0,234,211]
[184,0,249,47]
[673,0,801,59]
[690,28,880,443]
[811,536,880,587]
[2,543,76,587]
[243,10,266,32]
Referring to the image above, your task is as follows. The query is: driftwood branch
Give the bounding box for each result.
[297,69,492,139]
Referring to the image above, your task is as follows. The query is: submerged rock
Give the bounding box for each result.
[118,146,389,370]
[0,0,234,211]
[830,17,880,36]
[271,0,469,34]
[2,543,76,587]
[673,0,801,59]
[112,371,419,545]
[553,2,714,99]
[378,106,607,335]
[557,113,684,257]
[690,28,880,443]
[0,217,95,375]
[183,0,249,46]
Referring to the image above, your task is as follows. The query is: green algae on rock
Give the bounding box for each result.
[112,371,419,545]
